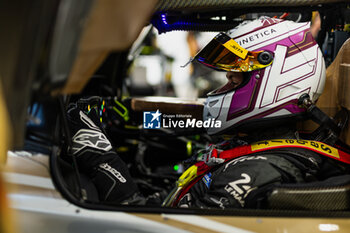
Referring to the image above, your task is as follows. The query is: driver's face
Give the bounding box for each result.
[226,71,244,89]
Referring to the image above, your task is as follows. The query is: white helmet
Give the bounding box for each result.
[194,17,326,135]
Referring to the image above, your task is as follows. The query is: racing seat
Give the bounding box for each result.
[316,38,350,143]
[269,38,350,211]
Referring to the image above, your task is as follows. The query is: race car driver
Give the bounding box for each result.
[67,16,350,209]
[167,16,350,209]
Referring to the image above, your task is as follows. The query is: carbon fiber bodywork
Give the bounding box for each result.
[155,0,348,11]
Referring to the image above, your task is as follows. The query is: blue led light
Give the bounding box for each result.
[161,14,168,25]
[153,15,201,33]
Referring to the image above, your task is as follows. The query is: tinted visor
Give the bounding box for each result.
[194,33,273,72]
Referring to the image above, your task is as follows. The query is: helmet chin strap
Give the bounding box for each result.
[299,94,349,145]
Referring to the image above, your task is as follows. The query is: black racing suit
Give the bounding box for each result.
[178,149,339,208]
[67,106,349,208]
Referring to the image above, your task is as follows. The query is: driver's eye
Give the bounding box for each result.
[226,72,244,87]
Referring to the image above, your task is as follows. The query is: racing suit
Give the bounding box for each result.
[176,142,348,209]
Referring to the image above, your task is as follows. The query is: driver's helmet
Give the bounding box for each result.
[194,17,326,135]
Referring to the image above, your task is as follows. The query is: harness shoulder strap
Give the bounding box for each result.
[220,139,350,164]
